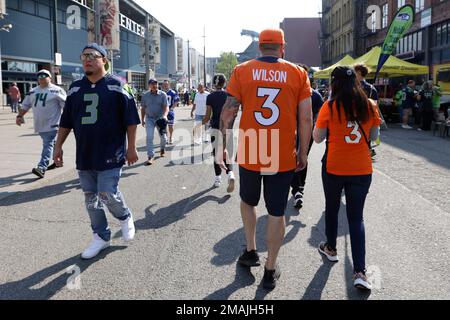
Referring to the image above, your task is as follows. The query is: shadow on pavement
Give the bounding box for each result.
[0,165,140,207]
[211,206,306,267]
[0,246,127,300]
[0,178,81,207]
[127,187,229,232]
[305,201,372,300]
[381,126,450,170]
[0,171,40,189]
[204,263,256,300]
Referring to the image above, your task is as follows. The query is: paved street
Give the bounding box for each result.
[0,105,449,300]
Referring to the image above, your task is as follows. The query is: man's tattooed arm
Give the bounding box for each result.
[219,96,241,149]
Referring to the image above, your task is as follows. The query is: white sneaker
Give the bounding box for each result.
[120,215,135,242]
[81,234,111,260]
[353,272,372,290]
[214,176,222,188]
[318,242,339,262]
[227,171,235,193]
[402,124,413,129]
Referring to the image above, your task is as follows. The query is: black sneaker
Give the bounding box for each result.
[32,167,45,179]
[238,249,261,267]
[262,265,281,290]
[47,163,57,170]
[293,191,303,209]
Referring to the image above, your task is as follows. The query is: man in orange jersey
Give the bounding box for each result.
[219,28,312,290]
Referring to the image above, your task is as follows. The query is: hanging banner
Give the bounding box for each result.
[375,4,415,80]
[99,0,120,50]
[87,9,96,43]
[148,22,161,65]
[0,0,6,17]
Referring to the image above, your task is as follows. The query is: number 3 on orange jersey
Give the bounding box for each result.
[254,87,281,126]
[345,121,362,144]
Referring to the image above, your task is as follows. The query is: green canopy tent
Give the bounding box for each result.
[352,46,429,78]
[313,55,355,79]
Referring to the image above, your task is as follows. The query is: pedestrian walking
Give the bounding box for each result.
[8,82,21,113]
[219,28,312,290]
[290,65,323,209]
[16,70,66,178]
[53,43,140,259]
[141,79,169,165]
[191,83,209,145]
[401,80,418,129]
[313,66,381,290]
[203,73,235,192]
[417,81,434,131]
[162,80,180,145]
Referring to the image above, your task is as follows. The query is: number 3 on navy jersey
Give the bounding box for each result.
[345,121,362,144]
[82,94,99,125]
[254,88,280,126]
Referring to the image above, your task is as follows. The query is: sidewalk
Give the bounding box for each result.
[0,108,146,201]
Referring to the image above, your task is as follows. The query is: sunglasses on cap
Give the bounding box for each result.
[80,52,103,61]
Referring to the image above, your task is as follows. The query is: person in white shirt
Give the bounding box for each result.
[16,69,67,178]
[191,83,209,145]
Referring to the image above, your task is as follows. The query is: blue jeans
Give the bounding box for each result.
[38,130,57,170]
[10,99,19,112]
[146,117,167,158]
[322,167,372,273]
[78,168,132,241]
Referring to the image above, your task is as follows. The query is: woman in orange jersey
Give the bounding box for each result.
[313,66,381,291]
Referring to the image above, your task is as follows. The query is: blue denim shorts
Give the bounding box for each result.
[78,168,122,194]
[195,114,204,122]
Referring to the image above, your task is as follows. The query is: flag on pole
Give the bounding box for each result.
[374,5,415,81]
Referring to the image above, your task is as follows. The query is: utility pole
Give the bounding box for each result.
[95,0,100,43]
[52,0,61,83]
[203,25,206,86]
[145,14,150,86]
[187,39,191,89]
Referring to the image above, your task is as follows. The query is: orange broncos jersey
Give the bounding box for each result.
[315,99,382,176]
[226,57,311,173]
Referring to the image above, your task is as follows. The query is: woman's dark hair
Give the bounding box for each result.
[329,66,374,123]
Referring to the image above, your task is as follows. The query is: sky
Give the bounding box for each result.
[135,0,321,57]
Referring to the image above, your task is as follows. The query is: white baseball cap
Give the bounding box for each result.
[37,69,52,78]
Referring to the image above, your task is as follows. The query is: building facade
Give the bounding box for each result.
[280,18,322,67]
[0,0,178,98]
[320,0,356,66]
[364,0,450,79]
[320,0,450,80]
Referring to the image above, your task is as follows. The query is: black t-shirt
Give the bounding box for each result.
[402,87,416,109]
[311,89,324,116]
[419,90,433,111]
[206,89,228,129]
[360,80,378,101]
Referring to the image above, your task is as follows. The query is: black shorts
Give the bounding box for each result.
[239,166,294,217]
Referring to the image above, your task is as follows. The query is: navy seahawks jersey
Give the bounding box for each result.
[165,89,180,110]
[60,74,141,171]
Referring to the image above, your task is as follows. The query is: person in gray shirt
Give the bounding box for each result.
[16,69,67,178]
[140,79,168,165]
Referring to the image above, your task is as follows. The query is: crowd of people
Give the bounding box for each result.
[9,28,448,294]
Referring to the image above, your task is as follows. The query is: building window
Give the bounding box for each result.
[22,0,37,15]
[382,3,389,29]
[415,0,424,13]
[442,23,447,45]
[398,0,405,8]
[38,3,50,19]
[418,31,423,51]
[371,10,377,33]
[437,25,442,46]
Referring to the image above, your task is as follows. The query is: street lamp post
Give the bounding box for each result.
[203,25,206,87]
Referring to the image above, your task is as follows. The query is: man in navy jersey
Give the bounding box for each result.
[203,73,235,192]
[162,80,179,145]
[54,43,141,259]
